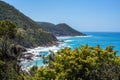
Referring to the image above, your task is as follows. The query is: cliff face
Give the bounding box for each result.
[0,1,57,47]
[37,22,86,36]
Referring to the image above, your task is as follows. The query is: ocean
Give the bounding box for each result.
[22,32,120,68]
[58,32,120,53]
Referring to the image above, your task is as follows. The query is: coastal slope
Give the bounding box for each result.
[37,22,86,36]
[0,1,57,47]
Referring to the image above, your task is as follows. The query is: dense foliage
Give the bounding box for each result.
[0,20,57,80]
[32,45,120,80]
[0,1,120,80]
[0,20,24,80]
[0,1,57,47]
[15,27,57,47]
[37,22,86,36]
[0,20,120,80]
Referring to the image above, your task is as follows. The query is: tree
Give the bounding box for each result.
[34,45,120,80]
[29,66,38,76]
[0,20,16,39]
[0,20,25,80]
[0,20,17,60]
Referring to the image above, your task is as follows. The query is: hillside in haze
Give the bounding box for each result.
[0,1,57,47]
[37,22,86,36]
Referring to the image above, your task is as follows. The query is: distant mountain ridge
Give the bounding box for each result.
[37,22,86,36]
[0,1,57,47]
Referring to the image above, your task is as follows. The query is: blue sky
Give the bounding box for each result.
[4,0,120,32]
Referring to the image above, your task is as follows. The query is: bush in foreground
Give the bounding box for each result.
[33,45,120,80]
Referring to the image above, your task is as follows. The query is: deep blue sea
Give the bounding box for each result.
[22,32,120,68]
[58,32,120,55]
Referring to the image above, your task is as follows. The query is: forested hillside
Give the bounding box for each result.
[0,1,120,80]
[0,1,57,47]
[0,20,120,80]
[37,22,86,36]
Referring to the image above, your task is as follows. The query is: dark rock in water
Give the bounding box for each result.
[22,53,34,60]
[36,55,42,57]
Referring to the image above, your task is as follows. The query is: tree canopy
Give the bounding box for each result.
[33,45,120,80]
[0,20,24,80]
[0,20,16,39]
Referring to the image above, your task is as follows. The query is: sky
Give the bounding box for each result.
[3,0,120,32]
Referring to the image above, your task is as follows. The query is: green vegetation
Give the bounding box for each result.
[0,20,24,80]
[15,27,57,47]
[0,20,56,80]
[0,1,57,47]
[0,21,120,80]
[32,45,120,80]
[37,22,86,36]
[0,1,120,80]
[0,1,40,29]
[0,20,16,39]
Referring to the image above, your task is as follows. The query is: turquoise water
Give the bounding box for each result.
[23,32,120,68]
[58,32,120,55]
